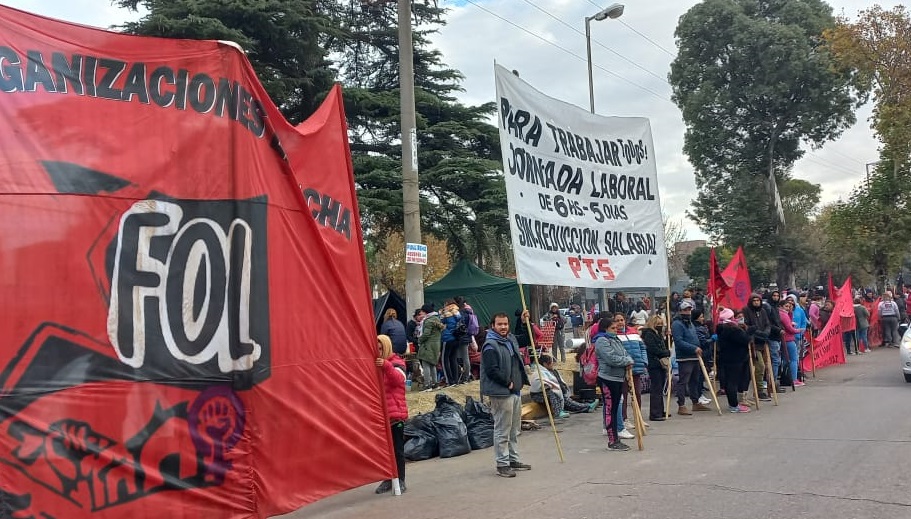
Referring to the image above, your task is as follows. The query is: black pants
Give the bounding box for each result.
[723,361,749,408]
[391,421,405,482]
[647,366,666,419]
[441,340,461,384]
[598,378,623,444]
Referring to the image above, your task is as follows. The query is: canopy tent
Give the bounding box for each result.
[424,260,525,328]
[373,290,407,333]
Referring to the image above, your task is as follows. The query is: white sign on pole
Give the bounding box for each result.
[405,242,428,265]
[494,64,668,288]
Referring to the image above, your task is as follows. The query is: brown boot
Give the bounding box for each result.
[677,405,692,416]
[692,402,712,412]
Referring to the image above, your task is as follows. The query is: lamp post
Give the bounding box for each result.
[585,3,624,312]
[585,3,625,113]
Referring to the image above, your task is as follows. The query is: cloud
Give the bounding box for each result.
[2,0,143,29]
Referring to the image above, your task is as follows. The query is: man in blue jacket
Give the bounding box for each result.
[672,300,706,415]
[481,311,531,478]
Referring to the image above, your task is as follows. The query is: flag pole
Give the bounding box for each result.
[517,282,565,463]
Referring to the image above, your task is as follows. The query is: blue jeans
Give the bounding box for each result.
[786,341,798,383]
[857,328,869,351]
[768,341,781,383]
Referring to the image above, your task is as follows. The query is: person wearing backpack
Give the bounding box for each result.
[592,316,634,451]
[455,296,479,383]
[440,300,464,385]
[878,291,901,348]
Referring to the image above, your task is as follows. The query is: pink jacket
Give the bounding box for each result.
[381,355,408,422]
[779,309,799,343]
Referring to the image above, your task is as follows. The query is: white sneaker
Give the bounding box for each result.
[602,428,608,436]
[698,396,711,405]
[619,429,635,439]
[624,420,636,430]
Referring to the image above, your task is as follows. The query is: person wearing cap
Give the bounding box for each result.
[417,303,443,391]
[716,308,751,413]
[671,299,707,415]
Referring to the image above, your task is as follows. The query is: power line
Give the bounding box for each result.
[460,0,672,103]
[519,0,670,85]
[585,0,677,57]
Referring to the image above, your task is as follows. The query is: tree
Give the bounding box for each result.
[826,5,911,180]
[118,0,513,273]
[116,0,342,124]
[335,2,510,273]
[367,232,450,294]
[669,0,862,288]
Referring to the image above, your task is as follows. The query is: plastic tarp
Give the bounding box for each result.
[0,5,395,518]
[424,260,525,327]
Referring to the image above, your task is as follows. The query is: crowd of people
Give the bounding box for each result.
[373,284,906,484]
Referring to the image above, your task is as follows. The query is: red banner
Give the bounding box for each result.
[802,279,851,372]
[0,6,393,518]
[864,297,883,348]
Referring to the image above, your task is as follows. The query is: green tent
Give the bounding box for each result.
[424,260,526,327]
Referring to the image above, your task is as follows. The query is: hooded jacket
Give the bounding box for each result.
[743,295,771,342]
[671,314,700,360]
[593,331,633,382]
[380,354,408,421]
[417,312,443,364]
[480,329,529,397]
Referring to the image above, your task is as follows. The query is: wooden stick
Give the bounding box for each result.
[626,366,645,451]
[748,342,761,410]
[665,354,673,419]
[698,356,722,415]
[518,283,565,463]
[809,329,817,378]
[763,343,779,406]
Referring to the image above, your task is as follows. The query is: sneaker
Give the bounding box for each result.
[400,480,407,493]
[698,396,711,405]
[776,386,787,393]
[608,441,631,451]
[602,427,608,436]
[587,401,598,412]
[375,480,392,494]
[624,420,636,430]
[730,404,750,413]
[649,415,666,422]
[758,392,772,401]
[557,411,570,419]
[619,429,635,439]
[692,402,712,412]
[510,461,532,471]
[497,466,516,478]
[794,380,806,387]
[678,405,692,416]
[421,387,434,393]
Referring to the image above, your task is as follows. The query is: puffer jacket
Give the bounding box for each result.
[417,313,443,364]
[381,354,408,421]
[593,332,633,382]
[671,315,700,360]
[617,328,647,375]
[440,304,460,343]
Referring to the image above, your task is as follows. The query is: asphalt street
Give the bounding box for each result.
[287,348,911,519]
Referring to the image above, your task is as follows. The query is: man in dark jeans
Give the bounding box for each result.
[481,312,531,478]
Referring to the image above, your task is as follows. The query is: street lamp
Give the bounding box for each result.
[585,3,625,114]
[585,3,623,314]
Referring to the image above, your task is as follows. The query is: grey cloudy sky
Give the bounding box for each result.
[3,0,886,240]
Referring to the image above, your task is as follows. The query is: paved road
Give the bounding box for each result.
[286,349,911,519]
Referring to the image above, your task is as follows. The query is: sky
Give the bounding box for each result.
[1,0,886,241]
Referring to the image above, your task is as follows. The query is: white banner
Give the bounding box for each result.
[494,64,668,288]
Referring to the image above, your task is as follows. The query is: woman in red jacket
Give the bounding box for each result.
[375,334,408,494]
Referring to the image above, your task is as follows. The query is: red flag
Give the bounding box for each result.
[802,278,851,372]
[828,272,837,301]
[708,248,725,320]
[718,247,752,312]
[0,6,393,518]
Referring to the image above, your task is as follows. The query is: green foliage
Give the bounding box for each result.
[669,0,862,286]
[118,0,512,274]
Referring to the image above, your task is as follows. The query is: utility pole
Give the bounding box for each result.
[398,0,423,316]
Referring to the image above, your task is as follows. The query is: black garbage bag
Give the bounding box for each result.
[432,394,470,458]
[403,413,438,461]
[464,396,494,450]
[434,393,466,421]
